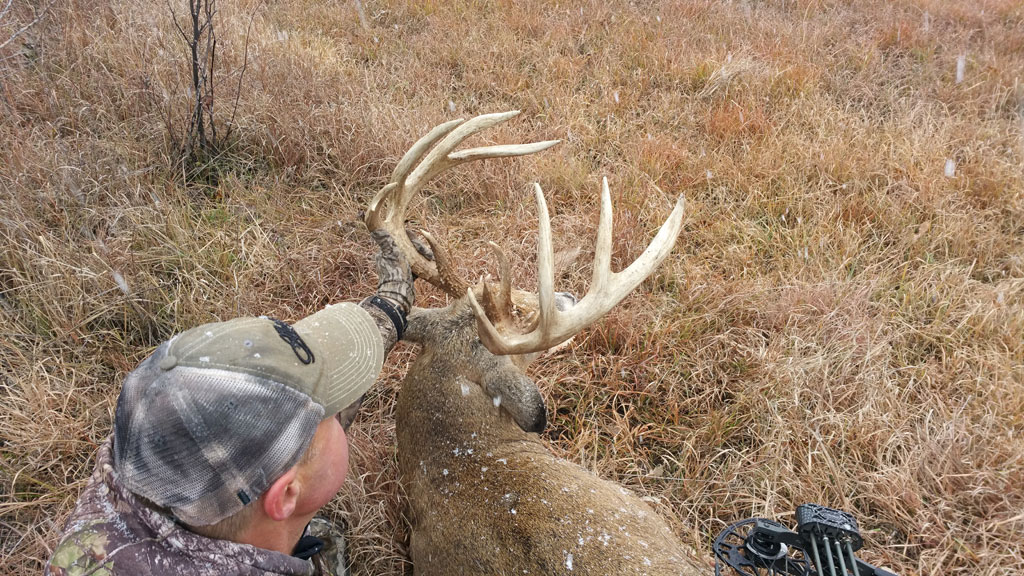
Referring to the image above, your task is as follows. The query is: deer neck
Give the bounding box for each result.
[398,304,531,465]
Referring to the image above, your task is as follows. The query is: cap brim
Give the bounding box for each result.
[292,303,385,415]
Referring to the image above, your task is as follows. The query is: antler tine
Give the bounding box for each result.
[366,119,463,231]
[391,119,464,187]
[479,241,514,325]
[364,111,560,297]
[487,241,513,311]
[469,179,686,356]
[401,111,559,210]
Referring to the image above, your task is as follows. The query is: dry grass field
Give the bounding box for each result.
[2,0,1023,574]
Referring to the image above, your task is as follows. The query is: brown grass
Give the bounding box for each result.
[3,0,1023,574]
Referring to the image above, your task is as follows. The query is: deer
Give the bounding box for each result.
[365,111,707,575]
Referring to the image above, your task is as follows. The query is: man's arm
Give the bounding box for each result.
[358,228,431,355]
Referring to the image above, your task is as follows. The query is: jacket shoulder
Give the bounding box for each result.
[47,519,115,576]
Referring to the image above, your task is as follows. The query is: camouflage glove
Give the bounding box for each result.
[370,228,415,315]
[366,229,434,342]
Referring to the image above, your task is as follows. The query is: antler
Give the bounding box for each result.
[467,177,686,356]
[364,111,560,297]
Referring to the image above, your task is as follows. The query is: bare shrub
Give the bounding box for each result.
[166,0,257,184]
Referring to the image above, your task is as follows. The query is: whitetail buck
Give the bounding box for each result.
[365,112,706,575]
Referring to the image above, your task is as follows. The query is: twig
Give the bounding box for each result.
[225,0,264,142]
[0,0,15,24]
[0,0,56,53]
[166,0,187,41]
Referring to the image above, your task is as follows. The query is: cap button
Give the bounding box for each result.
[159,354,178,370]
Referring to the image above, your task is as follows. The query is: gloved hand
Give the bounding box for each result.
[370,228,434,314]
[370,228,415,315]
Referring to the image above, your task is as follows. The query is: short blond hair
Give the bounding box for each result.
[186,435,322,541]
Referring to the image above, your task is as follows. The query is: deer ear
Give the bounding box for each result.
[481,369,547,433]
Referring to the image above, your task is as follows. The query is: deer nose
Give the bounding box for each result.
[514,385,547,433]
[498,376,547,434]
[522,404,547,433]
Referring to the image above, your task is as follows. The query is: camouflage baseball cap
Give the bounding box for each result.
[112,303,384,526]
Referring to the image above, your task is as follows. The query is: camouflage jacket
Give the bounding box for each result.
[47,302,401,576]
[46,439,323,576]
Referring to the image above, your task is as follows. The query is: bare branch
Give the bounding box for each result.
[166,0,188,41]
[0,0,56,53]
[0,0,16,24]
[226,0,263,142]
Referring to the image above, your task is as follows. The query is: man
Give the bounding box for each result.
[47,230,421,576]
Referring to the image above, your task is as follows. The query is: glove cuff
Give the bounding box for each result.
[365,295,407,341]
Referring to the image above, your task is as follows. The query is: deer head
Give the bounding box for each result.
[365,111,685,434]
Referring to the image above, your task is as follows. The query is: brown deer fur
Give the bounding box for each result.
[397,299,707,576]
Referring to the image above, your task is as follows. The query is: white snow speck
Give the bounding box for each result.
[944,159,956,178]
[461,382,471,396]
[253,353,261,358]
[565,552,574,570]
[112,271,130,295]
[205,331,213,337]
[442,469,449,476]
[492,395,502,407]
[199,356,210,363]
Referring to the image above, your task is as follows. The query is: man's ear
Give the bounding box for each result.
[261,466,300,521]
